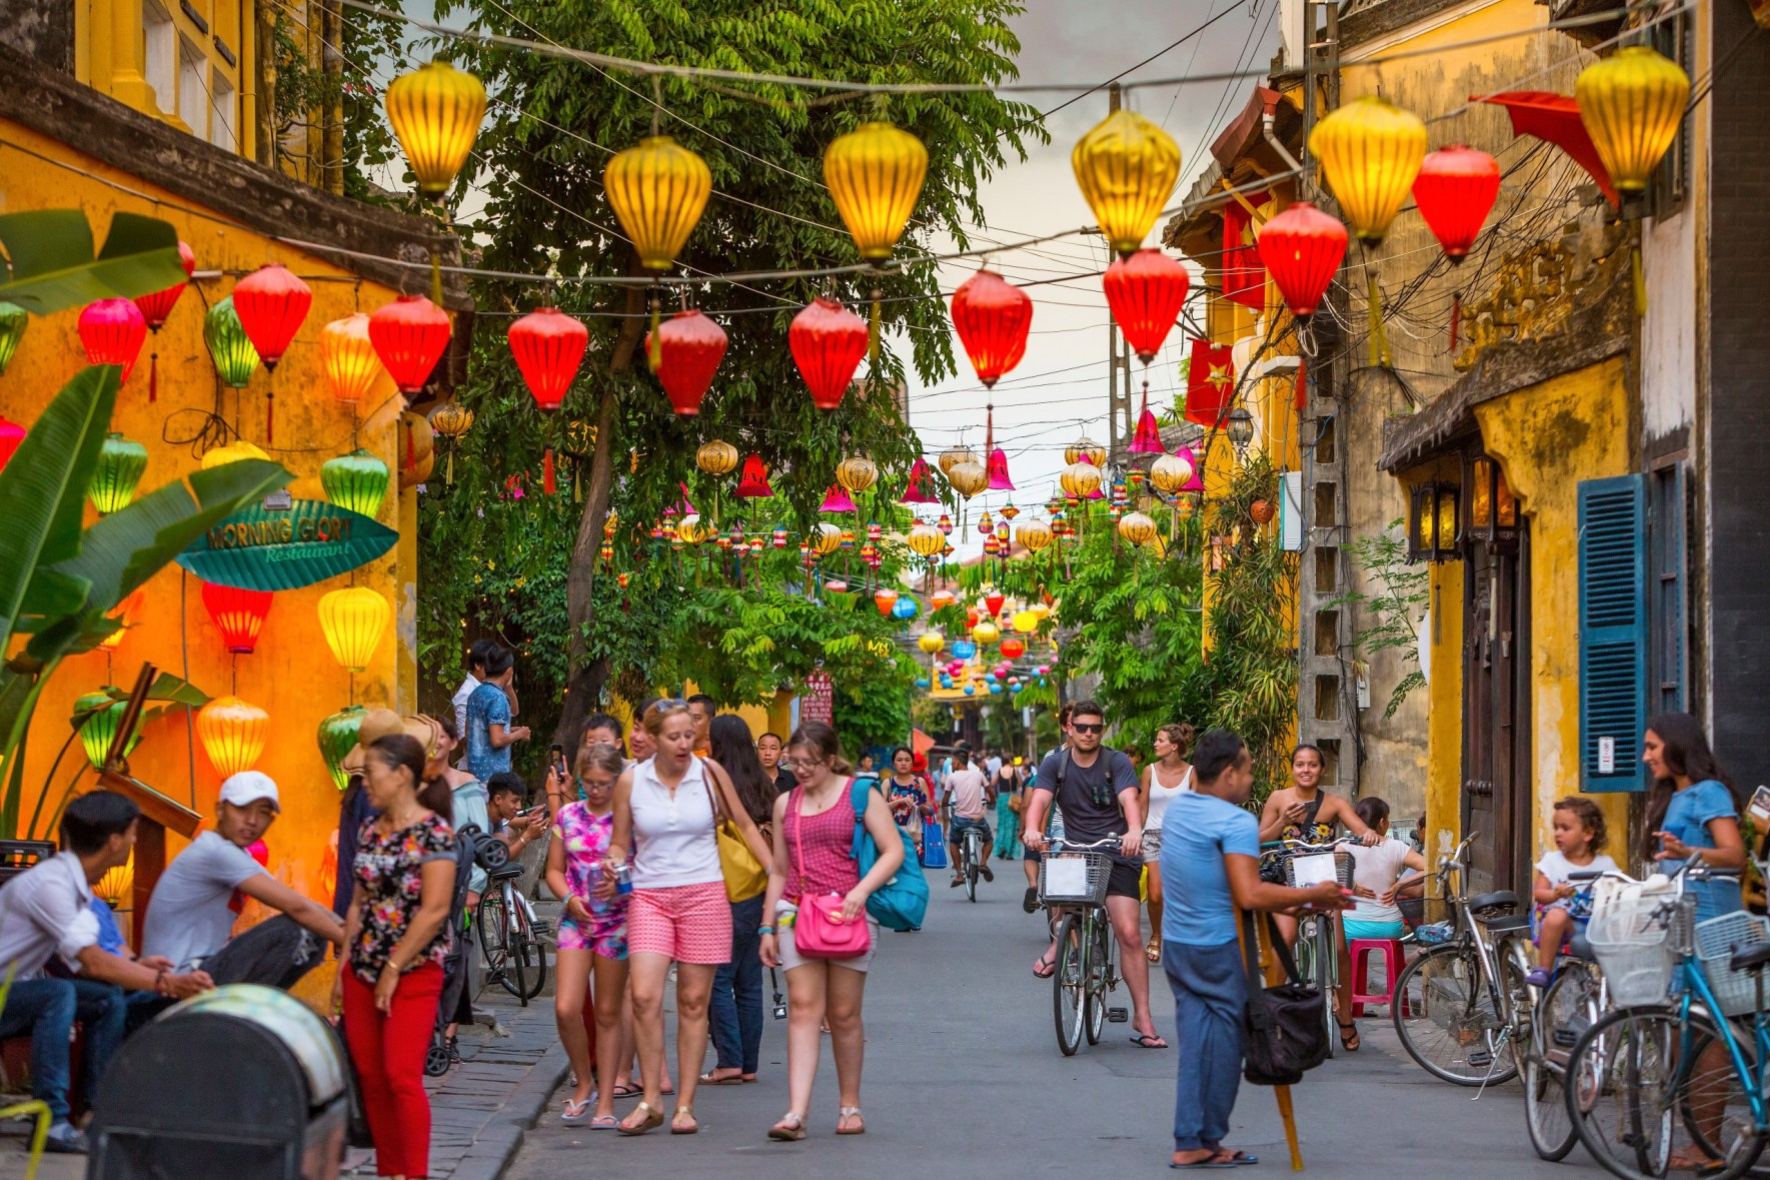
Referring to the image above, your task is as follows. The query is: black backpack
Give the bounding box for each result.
[1239,911,1330,1085]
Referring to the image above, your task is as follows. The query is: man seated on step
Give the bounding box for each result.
[141,771,345,991]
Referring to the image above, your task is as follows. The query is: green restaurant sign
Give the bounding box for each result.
[176,498,397,590]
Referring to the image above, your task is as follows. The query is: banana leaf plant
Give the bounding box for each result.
[0,210,186,314]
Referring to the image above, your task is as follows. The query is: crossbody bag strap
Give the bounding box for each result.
[695,758,726,826]
[788,785,807,883]
[848,775,870,862]
[1263,912,1306,986]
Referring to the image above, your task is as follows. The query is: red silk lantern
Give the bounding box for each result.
[231,263,312,369]
[1000,636,1025,660]
[1413,145,1501,263]
[369,294,452,393]
[78,299,147,382]
[1255,201,1348,320]
[901,457,938,504]
[508,307,588,411]
[951,269,1031,387]
[134,241,195,329]
[735,453,774,498]
[1102,249,1188,365]
[201,581,274,654]
[0,416,24,473]
[646,309,727,416]
[985,592,1005,618]
[789,297,868,411]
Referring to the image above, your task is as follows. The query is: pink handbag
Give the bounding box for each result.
[788,787,872,960]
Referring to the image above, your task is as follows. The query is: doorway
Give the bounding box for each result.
[1461,527,1533,897]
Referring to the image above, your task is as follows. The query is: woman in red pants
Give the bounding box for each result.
[339,731,458,1179]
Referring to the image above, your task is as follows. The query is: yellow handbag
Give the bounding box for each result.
[704,777,768,902]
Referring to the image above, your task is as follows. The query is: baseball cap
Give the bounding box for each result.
[340,707,404,776]
[218,770,280,812]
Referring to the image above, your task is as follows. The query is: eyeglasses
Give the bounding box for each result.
[1071,722,1104,735]
[784,756,824,771]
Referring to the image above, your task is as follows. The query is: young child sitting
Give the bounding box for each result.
[1525,797,1619,986]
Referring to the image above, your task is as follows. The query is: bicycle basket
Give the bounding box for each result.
[1283,850,1354,889]
[1038,851,1112,906]
[1694,910,1770,1018]
[1587,891,1686,1008]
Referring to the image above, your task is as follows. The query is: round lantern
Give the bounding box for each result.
[1413,146,1501,262]
[318,705,366,791]
[88,432,147,515]
[429,399,473,484]
[938,447,977,477]
[811,522,843,556]
[319,313,382,404]
[735,453,774,498]
[1308,96,1426,243]
[824,120,928,260]
[604,135,712,271]
[0,303,27,375]
[874,587,900,617]
[317,587,389,673]
[648,309,727,416]
[789,297,868,410]
[1072,109,1182,256]
[232,264,312,369]
[198,694,269,776]
[892,595,920,622]
[946,459,988,500]
[398,410,435,488]
[1102,249,1189,364]
[1149,451,1195,496]
[204,296,261,388]
[134,240,195,329]
[951,269,1032,387]
[695,439,739,477]
[1012,609,1040,634]
[1064,437,1106,467]
[79,298,147,382]
[509,306,588,412]
[1250,498,1276,525]
[1118,510,1158,547]
[1060,461,1103,500]
[1576,46,1690,194]
[952,640,977,661]
[369,294,452,394]
[1256,201,1348,319]
[201,581,273,654]
[199,439,270,470]
[1000,636,1026,660]
[835,455,879,496]
[385,60,487,198]
[96,588,144,652]
[76,692,139,771]
[971,619,1000,646]
[1015,519,1053,554]
[908,522,945,558]
[321,449,391,518]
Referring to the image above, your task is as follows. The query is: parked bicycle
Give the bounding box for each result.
[1260,836,1357,1058]
[1040,836,1129,1056]
[477,858,550,1004]
[1519,868,1613,1161]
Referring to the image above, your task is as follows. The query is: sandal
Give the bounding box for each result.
[1032,951,1057,979]
[670,1106,699,1135]
[617,1101,663,1136]
[836,1106,865,1135]
[1338,1020,1360,1052]
[768,1112,807,1142]
[1146,936,1162,963]
[698,1070,747,1085]
[589,1114,619,1131]
[561,1097,592,1124]
[610,1083,640,1100]
[1129,1033,1169,1049]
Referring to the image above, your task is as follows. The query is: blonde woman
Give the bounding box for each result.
[1138,723,1195,964]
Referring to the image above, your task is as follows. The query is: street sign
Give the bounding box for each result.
[801,671,834,725]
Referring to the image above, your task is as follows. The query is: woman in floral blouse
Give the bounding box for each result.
[339,732,457,1180]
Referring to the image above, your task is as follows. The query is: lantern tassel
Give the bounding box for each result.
[647,292,663,374]
[574,464,582,502]
[543,446,557,496]
[265,391,274,446]
[868,287,881,368]
[1293,356,1308,412]
[1366,270,1392,369]
[148,352,158,404]
[445,448,455,486]
[1450,293,1461,356]
[430,247,444,307]
[1633,243,1647,317]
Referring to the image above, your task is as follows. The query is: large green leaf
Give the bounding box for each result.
[0,211,186,314]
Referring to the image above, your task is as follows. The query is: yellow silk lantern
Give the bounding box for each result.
[835,455,879,496]
[824,121,929,260]
[1149,451,1195,495]
[676,514,713,545]
[812,522,843,556]
[907,522,946,557]
[317,587,389,673]
[1576,46,1690,193]
[1064,436,1106,467]
[320,314,383,405]
[917,631,945,655]
[1015,519,1053,554]
[1060,461,1103,500]
[947,459,988,499]
[1071,109,1182,256]
[604,136,712,271]
[1118,510,1158,547]
[1308,96,1426,243]
[429,399,473,486]
[938,446,976,477]
[1011,609,1039,634]
[200,440,271,469]
[198,694,269,776]
[385,60,487,198]
[695,439,739,477]
[971,619,1000,646]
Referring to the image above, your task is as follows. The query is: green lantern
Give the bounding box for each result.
[320,450,390,519]
[318,704,366,791]
[74,691,139,770]
[88,432,149,514]
[204,296,261,388]
[0,303,26,375]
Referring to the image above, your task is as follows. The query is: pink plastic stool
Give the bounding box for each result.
[1349,938,1406,1016]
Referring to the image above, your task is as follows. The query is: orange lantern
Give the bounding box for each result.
[197,695,269,776]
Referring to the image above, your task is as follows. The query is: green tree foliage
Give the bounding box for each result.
[1333,521,1428,719]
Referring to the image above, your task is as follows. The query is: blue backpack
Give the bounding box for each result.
[847,774,929,932]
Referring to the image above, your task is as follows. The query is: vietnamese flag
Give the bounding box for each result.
[1185,339,1237,428]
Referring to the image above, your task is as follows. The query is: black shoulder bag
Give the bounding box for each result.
[1238,909,1330,1085]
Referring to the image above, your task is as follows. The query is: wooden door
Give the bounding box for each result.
[1461,528,1532,896]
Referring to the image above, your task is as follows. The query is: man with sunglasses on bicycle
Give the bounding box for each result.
[1023,701,1166,1050]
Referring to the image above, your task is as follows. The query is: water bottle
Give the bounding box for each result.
[613,861,633,897]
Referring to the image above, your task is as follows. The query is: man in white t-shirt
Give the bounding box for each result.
[941,747,995,887]
[451,638,494,748]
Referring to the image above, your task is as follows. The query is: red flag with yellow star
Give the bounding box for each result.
[1185,339,1237,428]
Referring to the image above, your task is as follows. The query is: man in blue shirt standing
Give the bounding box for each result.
[1160,730,1347,1169]
[465,643,529,783]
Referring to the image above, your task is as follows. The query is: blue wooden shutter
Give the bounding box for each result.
[1579,475,1649,791]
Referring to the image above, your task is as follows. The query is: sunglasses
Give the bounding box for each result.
[1071,722,1104,734]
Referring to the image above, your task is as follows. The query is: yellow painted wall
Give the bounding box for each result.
[1423,558,1465,865]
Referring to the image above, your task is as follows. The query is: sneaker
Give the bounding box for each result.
[44,1122,87,1154]
[1022,886,1039,914]
[1524,967,1552,988]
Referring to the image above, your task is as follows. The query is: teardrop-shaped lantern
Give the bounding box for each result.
[1129,390,1166,455]
[385,60,487,198]
[1149,450,1195,495]
[1102,249,1189,364]
[317,587,390,673]
[1060,461,1103,500]
[88,432,148,514]
[1256,201,1349,319]
[824,120,929,260]
[695,439,739,477]
[79,298,147,382]
[604,135,713,271]
[204,296,261,388]
[1072,109,1182,256]
[947,458,988,499]
[873,587,900,618]
[1413,146,1501,262]
[835,455,878,496]
[820,484,858,514]
[232,264,312,370]
[646,309,727,416]
[789,297,868,411]
[0,416,24,474]
[901,457,938,504]
[197,694,270,776]
[134,241,195,329]
[1016,519,1053,554]
[938,447,977,477]
[201,581,274,654]
[321,448,391,518]
[1064,436,1107,467]
[951,269,1031,387]
[509,306,589,411]
[369,294,452,394]
[1576,45,1690,194]
[76,692,141,770]
[318,704,366,791]
[0,303,27,375]
[986,448,1015,491]
[735,453,774,498]
[321,313,383,404]
[1308,96,1427,243]
[1118,510,1159,547]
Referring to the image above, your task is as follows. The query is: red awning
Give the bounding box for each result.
[1476,91,1618,207]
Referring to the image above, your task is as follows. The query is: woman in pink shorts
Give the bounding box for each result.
[605,700,771,1136]
[546,742,629,1128]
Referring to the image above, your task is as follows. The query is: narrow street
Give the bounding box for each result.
[509,878,1604,1178]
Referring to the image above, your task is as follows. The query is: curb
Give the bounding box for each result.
[448,1042,568,1180]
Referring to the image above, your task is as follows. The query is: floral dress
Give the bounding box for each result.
[554,802,629,960]
[350,812,456,984]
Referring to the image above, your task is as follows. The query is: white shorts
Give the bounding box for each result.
[776,901,879,974]
[1142,825,1164,864]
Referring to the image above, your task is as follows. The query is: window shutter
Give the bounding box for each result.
[1579,475,1649,791]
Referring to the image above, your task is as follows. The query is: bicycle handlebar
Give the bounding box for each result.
[1049,836,1124,852]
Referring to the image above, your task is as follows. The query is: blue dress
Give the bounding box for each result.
[1659,779,1742,922]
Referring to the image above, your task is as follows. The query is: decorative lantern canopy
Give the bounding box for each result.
[946,458,988,499]
[648,309,727,416]
[604,135,713,271]
[908,521,945,558]
[901,457,939,504]
[835,455,879,496]
[1256,201,1349,319]
[1465,455,1519,545]
[79,298,148,382]
[1118,510,1158,547]
[76,692,141,771]
[232,264,312,369]
[0,416,25,474]
[317,587,390,673]
[824,120,929,260]
[1413,147,1501,262]
[695,439,739,477]
[85,432,148,516]
[201,581,274,654]
[198,695,269,776]
[1407,480,1462,563]
[0,303,26,375]
[1102,249,1189,364]
[1015,519,1053,554]
[134,240,195,329]
[1308,96,1427,243]
[951,269,1032,387]
[735,453,774,498]
[1071,109,1182,256]
[204,296,261,388]
[318,705,366,792]
[1065,437,1107,467]
[321,449,391,518]
[369,294,452,394]
[938,447,977,477]
[931,589,957,610]
[1226,407,1256,459]
[1060,461,1103,500]
[385,60,487,198]
[509,306,589,412]
[1149,450,1195,495]
[917,630,945,655]
[96,588,144,651]
[320,314,383,404]
[1576,46,1690,195]
[789,297,868,410]
[820,484,858,514]
[200,439,270,469]
[873,587,900,617]
[1011,608,1040,634]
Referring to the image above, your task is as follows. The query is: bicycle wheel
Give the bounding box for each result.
[1053,914,1086,1057]
[965,836,979,903]
[476,892,510,989]
[1683,1021,1768,1179]
[1085,915,1108,1046]
[1523,968,1587,1161]
[512,899,548,1002]
[1392,941,1518,1085]
[1314,919,1338,1060]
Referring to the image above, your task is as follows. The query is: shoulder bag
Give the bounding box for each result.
[1239,910,1329,1085]
[702,763,767,903]
[788,785,872,959]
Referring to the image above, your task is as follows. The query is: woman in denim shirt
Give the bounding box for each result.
[1644,713,1746,923]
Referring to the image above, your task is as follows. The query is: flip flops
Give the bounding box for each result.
[1032,951,1057,978]
[1129,1033,1169,1049]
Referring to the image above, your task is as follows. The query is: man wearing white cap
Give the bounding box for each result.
[140,771,345,989]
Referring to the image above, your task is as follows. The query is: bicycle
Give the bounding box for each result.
[1259,837,1358,1058]
[1519,869,1613,1161]
[1040,836,1129,1056]
[947,806,987,902]
[477,860,550,1004]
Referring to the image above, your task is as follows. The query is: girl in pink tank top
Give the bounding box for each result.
[784,786,860,900]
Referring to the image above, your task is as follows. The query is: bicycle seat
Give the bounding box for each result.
[488,863,525,881]
[1481,911,1531,934]
[1468,890,1520,915]
[1729,941,1770,974]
